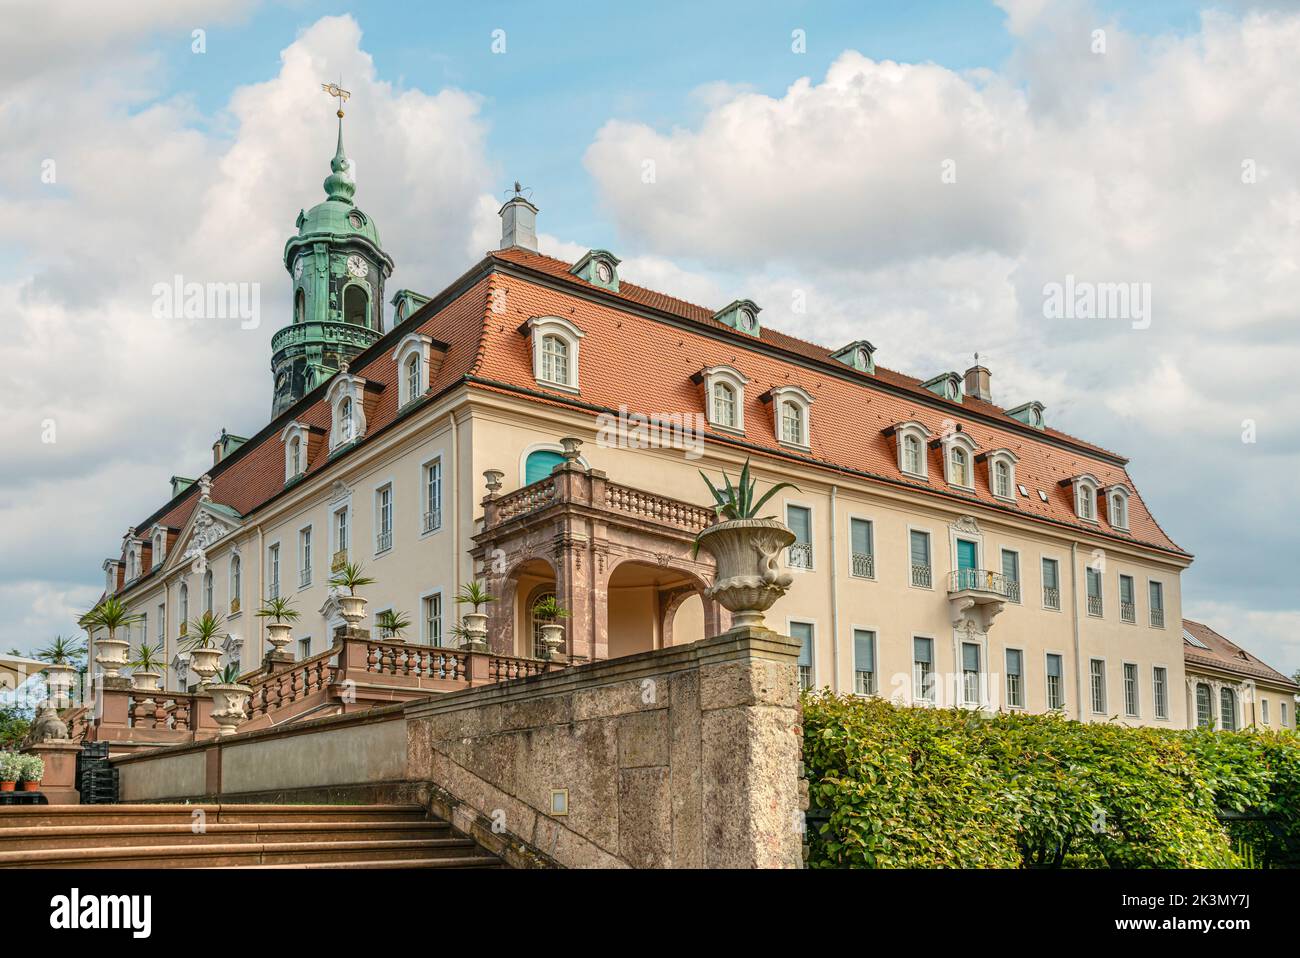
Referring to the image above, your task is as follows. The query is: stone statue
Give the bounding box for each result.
[23,703,70,746]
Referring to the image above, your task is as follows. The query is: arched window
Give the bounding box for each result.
[903,435,922,475]
[994,460,1011,499]
[1195,683,1212,728]
[289,437,301,477]
[294,289,305,324]
[1077,485,1094,520]
[339,397,354,442]
[712,381,737,428]
[949,447,969,487]
[343,285,369,327]
[1111,492,1127,529]
[541,335,569,385]
[179,582,189,629]
[780,400,803,445]
[203,570,213,613]
[1220,687,1237,731]
[230,555,241,611]
[525,449,566,485]
[529,587,557,659]
[406,353,421,401]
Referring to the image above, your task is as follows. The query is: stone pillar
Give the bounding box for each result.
[23,741,81,805]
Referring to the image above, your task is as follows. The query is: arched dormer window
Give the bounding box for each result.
[339,398,354,441]
[981,448,1019,502]
[887,420,932,479]
[280,420,311,482]
[325,371,369,451]
[1105,483,1131,531]
[766,385,813,450]
[941,431,979,490]
[525,316,584,392]
[1064,474,1101,522]
[392,332,435,407]
[151,527,166,568]
[343,284,369,327]
[695,365,749,433]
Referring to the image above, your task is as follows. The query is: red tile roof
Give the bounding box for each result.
[1183,619,1297,690]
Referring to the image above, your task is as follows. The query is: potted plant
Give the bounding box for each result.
[694,459,800,630]
[448,621,473,649]
[530,595,571,660]
[329,562,376,625]
[128,642,165,694]
[35,635,86,708]
[18,754,44,792]
[85,598,143,679]
[181,611,226,687]
[256,595,300,653]
[0,751,20,791]
[376,609,411,642]
[207,663,252,737]
[454,581,495,652]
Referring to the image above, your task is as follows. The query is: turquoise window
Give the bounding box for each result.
[525,450,566,484]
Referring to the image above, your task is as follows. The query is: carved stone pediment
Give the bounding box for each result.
[951,515,981,536]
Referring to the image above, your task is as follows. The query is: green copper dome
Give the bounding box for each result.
[288,120,384,251]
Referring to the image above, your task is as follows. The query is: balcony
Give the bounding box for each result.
[851,552,874,579]
[1087,595,1103,617]
[1120,600,1135,623]
[1150,608,1165,628]
[376,531,392,554]
[946,569,1013,632]
[788,542,812,570]
[1042,586,1060,610]
[911,564,932,588]
[423,509,441,534]
[271,320,381,358]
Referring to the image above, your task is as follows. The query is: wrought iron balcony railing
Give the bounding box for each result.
[911,564,932,588]
[1087,595,1103,616]
[376,531,392,553]
[1120,600,1136,623]
[850,552,874,578]
[1042,586,1060,610]
[1150,608,1164,628]
[423,509,442,534]
[788,542,813,570]
[946,569,1015,600]
[299,569,311,589]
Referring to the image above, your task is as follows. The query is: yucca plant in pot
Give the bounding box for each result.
[694,458,799,630]
[256,595,300,653]
[454,581,495,652]
[128,642,165,694]
[18,754,44,792]
[181,611,226,687]
[85,598,143,679]
[35,635,86,708]
[530,595,571,660]
[207,662,252,737]
[329,562,376,625]
[376,609,412,642]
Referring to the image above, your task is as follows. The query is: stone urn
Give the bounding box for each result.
[42,663,77,710]
[131,670,161,694]
[339,594,368,626]
[94,637,129,680]
[265,622,293,652]
[538,622,566,660]
[695,518,796,630]
[188,646,223,687]
[461,612,489,652]
[208,682,252,736]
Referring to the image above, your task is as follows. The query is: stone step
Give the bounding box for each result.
[0,837,483,868]
[239,856,505,869]
[0,803,429,829]
[0,820,453,851]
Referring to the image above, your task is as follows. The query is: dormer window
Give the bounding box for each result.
[525,316,584,392]
[939,431,979,490]
[695,365,749,434]
[325,371,369,451]
[570,250,621,292]
[1105,483,1132,531]
[921,372,963,402]
[393,332,435,407]
[102,559,119,594]
[831,340,876,374]
[340,398,354,441]
[281,420,312,481]
[949,447,969,486]
[713,299,762,338]
[765,385,813,450]
[886,420,932,479]
[150,527,166,568]
[980,448,1019,502]
[1064,474,1101,522]
[1007,401,1046,430]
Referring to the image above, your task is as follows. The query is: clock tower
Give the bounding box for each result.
[271,115,395,416]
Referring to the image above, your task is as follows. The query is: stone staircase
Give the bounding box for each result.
[0,804,504,868]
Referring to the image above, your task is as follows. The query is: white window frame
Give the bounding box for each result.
[392,332,435,408]
[280,420,310,482]
[527,316,584,392]
[1261,697,1270,726]
[1119,573,1136,624]
[419,587,445,647]
[907,525,934,590]
[297,635,312,661]
[847,513,876,580]
[325,371,369,451]
[768,385,813,451]
[851,625,878,697]
[1068,473,1101,523]
[912,634,937,705]
[892,420,931,479]
[298,524,313,590]
[374,479,395,556]
[1152,664,1169,721]
[151,526,167,568]
[1104,483,1131,531]
[1004,647,1026,710]
[984,448,1019,502]
[999,547,1021,603]
[784,499,814,572]
[698,365,748,434]
[229,552,242,614]
[957,637,986,709]
[1040,554,1062,612]
[1089,657,1108,716]
[267,541,281,600]
[942,433,979,490]
[1147,579,1165,629]
[1122,661,1140,718]
[420,453,445,537]
[331,501,351,571]
[788,618,817,692]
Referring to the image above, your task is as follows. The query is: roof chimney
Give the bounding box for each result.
[499,184,538,252]
[964,360,992,403]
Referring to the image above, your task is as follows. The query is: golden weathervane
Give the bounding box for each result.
[321,81,351,118]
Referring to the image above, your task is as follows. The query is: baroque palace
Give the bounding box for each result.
[92,120,1294,736]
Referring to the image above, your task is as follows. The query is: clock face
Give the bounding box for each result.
[595,261,612,283]
[293,257,303,280]
[346,254,368,278]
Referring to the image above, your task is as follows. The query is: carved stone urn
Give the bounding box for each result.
[187,646,223,687]
[42,663,77,710]
[208,682,252,736]
[339,595,368,626]
[538,623,566,660]
[265,622,293,652]
[461,612,489,652]
[94,637,129,680]
[130,670,161,694]
[695,518,796,630]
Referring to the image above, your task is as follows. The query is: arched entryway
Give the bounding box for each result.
[606,560,711,658]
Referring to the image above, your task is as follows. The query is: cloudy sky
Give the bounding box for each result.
[2,0,1297,673]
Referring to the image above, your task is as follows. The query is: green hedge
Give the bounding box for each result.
[802,692,1300,869]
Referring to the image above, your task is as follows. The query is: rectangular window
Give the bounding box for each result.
[1119,574,1135,623]
[1000,549,1021,602]
[791,622,814,691]
[1148,580,1165,628]
[376,485,393,553]
[333,507,349,571]
[853,629,876,695]
[423,459,443,534]
[961,642,981,707]
[299,527,312,588]
[1046,653,1064,710]
[423,593,443,647]
[1153,666,1168,720]
[909,530,932,588]
[297,637,311,661]
[849,518,874,578]
[1283,702,1289,727]
[1041,557,1060,609]
[268,544,281,599]
[1086,567,1103,616]
[1261,698,1270,726]
[1123,663,1139,717]
[156,603,165,642]
[913,637,934,703]
[786,505,812,569]
[1005,649,1024,709]
[1090,659,1107,714]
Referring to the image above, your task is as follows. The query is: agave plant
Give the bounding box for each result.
[128,642,165,672]
[215,662,244,685]
[694,458,799,555]
[376,609,412,639]
[182,611,226,650]
[448,621,474,645]
[454,581,496,613]
[255,595,301,624]
[530,595,571,620]
[85,597,144,641]
[329,561,375,597]
[35,635,87,666]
